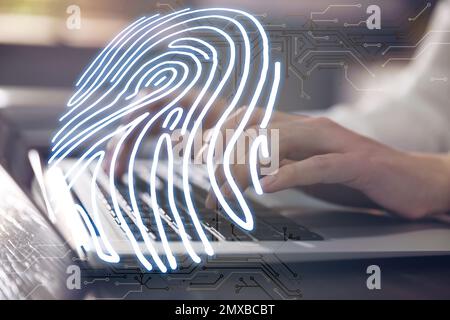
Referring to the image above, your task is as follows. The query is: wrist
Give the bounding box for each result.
[365,147,450,219]
[407,152,450,216]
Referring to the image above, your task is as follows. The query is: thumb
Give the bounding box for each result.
[259,153,361,193]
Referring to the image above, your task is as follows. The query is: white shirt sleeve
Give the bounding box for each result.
[325,0,450,153]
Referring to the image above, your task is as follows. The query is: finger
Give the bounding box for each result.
[206,117,335,206]
[210,103,294,135]
[104,125,138,176]
[105,88,229,175]
[104,114,161,177]
[259,153,363,193]
[192,106,252,161]
[205,120,291,207]
[205,143,253,209]
[280,158,295,167]
[260,117,353,161]
[205,123,257,208]
[206,163,251,209]
[205,164,226,208]
[198,107,295,161]
[206,129,264,208]
[170,89,231,129]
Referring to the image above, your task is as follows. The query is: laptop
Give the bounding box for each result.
[0,164,77,299]
[36,153,450,272]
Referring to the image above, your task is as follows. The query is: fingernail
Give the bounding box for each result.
[260,175,276,190]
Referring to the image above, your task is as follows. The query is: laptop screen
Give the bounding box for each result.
[0,165,77,299]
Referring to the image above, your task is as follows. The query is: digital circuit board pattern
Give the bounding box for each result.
[52,0,446,299]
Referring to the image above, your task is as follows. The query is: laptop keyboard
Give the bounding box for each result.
[91,163,323,242]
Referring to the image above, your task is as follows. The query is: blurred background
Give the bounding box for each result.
[0,0,436,188]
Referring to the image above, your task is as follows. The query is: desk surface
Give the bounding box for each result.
[297,255,450,299]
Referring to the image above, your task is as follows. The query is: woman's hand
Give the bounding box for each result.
[203,108,450,220]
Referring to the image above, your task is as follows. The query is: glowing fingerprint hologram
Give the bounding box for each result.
[50,8,281,272]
